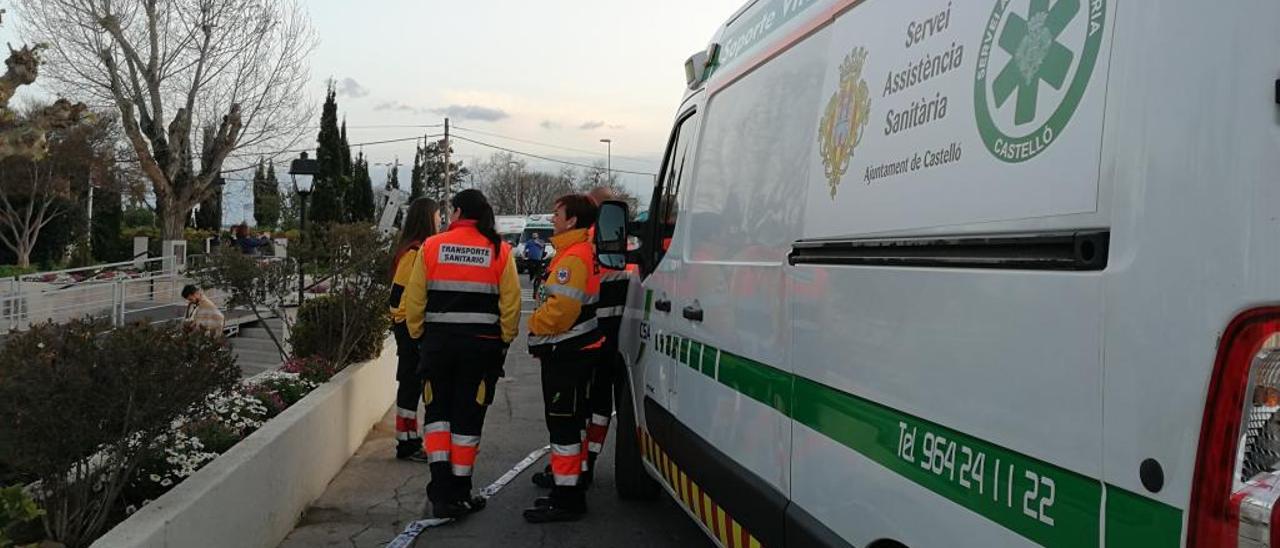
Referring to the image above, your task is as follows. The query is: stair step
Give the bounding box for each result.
[240,327,287,341]
[232,347,285,367]
[231,337,283,354]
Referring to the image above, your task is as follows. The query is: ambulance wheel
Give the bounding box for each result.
[614,370,659,500]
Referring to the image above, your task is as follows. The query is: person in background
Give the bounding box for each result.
[388,197,441,462]
[403,189,520,519]
[182,284,224,335]
[524,232,547,288]
[232,223,271,256]
[523,194,603,523]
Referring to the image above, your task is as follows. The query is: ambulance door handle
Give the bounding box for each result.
[654,299,672,313]
[682,305,704,322]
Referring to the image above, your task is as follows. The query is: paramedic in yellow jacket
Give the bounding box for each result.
[522,194,604,524]
[388,197,440,462]
[403,189,521,519]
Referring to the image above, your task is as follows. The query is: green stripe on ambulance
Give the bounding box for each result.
[656,333,1182,547]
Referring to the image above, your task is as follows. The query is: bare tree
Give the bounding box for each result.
[570,161,640,211]
[0,107,120,267]
[15,0,317,240]
[476,153,576,215]
[0,161,67,267]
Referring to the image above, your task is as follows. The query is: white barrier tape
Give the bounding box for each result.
[385,445,550,548]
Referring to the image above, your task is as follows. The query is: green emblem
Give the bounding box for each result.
[975,0,1106,163]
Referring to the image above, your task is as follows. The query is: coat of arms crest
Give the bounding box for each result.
[818,47,872,198]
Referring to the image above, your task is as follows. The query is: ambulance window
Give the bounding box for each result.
[653,111,699,264]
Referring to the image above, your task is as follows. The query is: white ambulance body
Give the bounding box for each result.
[607,1,1280,547]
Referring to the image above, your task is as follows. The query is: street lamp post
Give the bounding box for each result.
[289,151,319,306]
[599,138,612,184]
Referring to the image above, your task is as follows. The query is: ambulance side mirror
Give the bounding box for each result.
[595,200,629,270]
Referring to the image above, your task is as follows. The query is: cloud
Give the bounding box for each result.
[431,104,509,122]
[335,77,369,98]
[374,101,421,113]
[578,120,605,130]
[540,120,562,130]
[607,124,626,130]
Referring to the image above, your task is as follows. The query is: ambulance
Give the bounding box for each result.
[592,0,1280,546]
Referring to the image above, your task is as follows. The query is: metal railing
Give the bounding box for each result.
[2,255,183,332]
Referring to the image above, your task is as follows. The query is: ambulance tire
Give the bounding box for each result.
[614,370,659,500]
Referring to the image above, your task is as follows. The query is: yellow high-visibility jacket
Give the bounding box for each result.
[529,228,602,351]
[388,245,420,324]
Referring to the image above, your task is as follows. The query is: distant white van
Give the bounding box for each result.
[496,215,527,236]
[599,1,1280,547]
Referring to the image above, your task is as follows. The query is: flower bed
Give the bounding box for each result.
[118,370,324,518]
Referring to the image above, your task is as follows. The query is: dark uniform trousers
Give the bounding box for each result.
[420,332,505,505]
[583,318,622,467]
[539,347,600,510]
[392,322,423,454]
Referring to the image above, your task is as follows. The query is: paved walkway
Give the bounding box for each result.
[279,298,710,548]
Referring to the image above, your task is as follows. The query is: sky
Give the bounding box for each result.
[302,0,745,198]
[2,0,746,223]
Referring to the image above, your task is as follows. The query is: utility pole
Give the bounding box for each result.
[509,161,522,215]
[600,138,612,184]
[442,118,451,218]
[86,177,94,255]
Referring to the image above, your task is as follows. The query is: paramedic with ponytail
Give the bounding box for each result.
[388,197,440,461]
[402,189,520,519]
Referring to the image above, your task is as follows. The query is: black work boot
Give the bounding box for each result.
[530,464,555,488]
[523,487,586,523]
[433,495,487,519]
[396,440,429,462]
[425,462,453,514]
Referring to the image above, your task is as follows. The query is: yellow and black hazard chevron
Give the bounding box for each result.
[639,428,763,548]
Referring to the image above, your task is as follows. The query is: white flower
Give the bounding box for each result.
[125,505,138,515]
[149,474,161,482]
[160,478,172,487]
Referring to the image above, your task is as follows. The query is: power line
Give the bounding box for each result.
[218,134,442,173]
[450,125,656,165]
[448,134,658,176]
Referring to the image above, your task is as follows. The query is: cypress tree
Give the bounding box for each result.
[254,158,282,228]
[347,152,376,223]
[340,118,352,177]
[424,138,468,203]
[309,84,346,225]
[409,142,424,200]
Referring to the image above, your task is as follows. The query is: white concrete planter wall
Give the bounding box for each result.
[92,338,397,548]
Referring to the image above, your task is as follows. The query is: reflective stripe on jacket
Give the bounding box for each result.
[528,228,602,352]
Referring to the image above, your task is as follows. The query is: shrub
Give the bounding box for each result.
[0,485,43,547]
[192,245,296,359]
[281,356,339,384]
[0,320,239,547]
[290,290,389,367]
[0,265,35,279]
[288,223,391,367]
